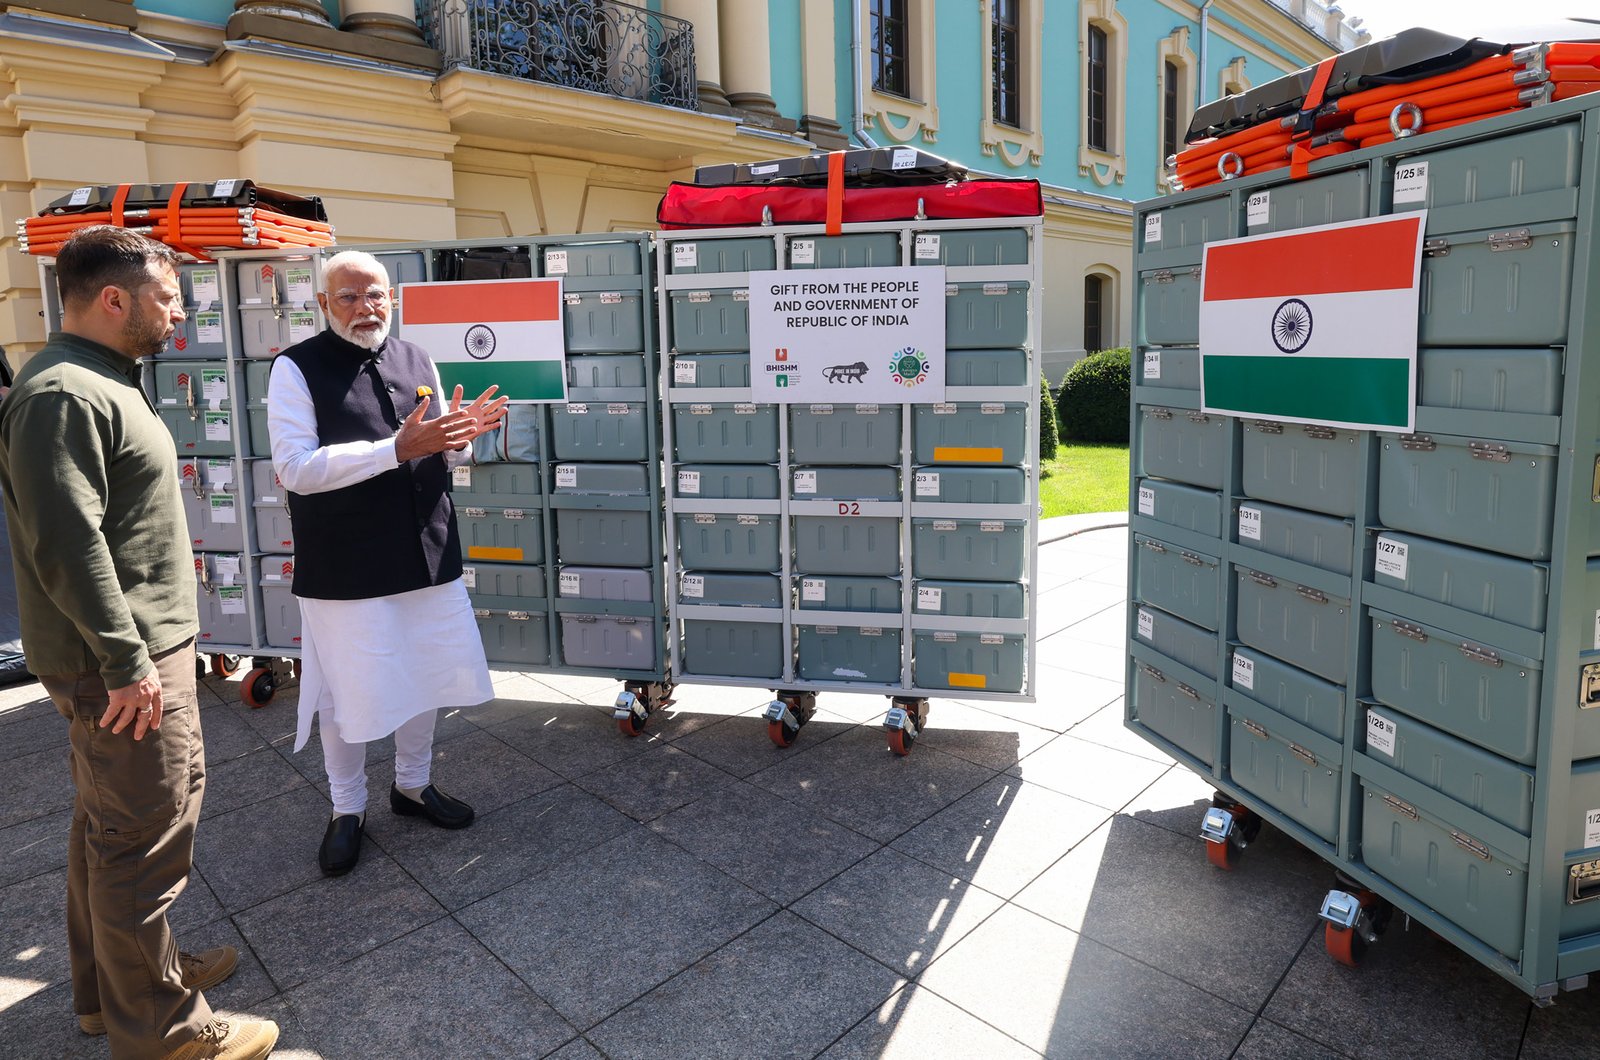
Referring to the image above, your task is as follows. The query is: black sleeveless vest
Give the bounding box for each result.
[281,330,462,601]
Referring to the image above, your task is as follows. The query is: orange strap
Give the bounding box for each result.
[110,183,130,228]
[1288,139,1352,180]
[163,182,211,262]
[824,151,844,236]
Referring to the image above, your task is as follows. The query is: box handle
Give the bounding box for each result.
[1569,861,1600,905]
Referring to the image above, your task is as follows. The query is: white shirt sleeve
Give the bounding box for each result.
[436,360,472,469]
[268,356,402,496]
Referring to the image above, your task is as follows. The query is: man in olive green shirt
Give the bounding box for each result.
[0,226,277,1060]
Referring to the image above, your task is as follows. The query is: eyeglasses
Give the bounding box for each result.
[331,290,390,308]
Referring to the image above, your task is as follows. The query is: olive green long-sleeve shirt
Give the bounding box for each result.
[0,332,197,686]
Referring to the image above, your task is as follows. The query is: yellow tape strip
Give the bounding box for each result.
[933,447,1003,463]
[467,546,524,561]
[948,672,988,689]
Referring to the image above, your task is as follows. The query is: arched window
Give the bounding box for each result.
[1084,274,1106,354]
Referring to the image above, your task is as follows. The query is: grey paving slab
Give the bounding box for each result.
[0,868,70,1008]
[232,849,447,990]
[1233,1018,1352,1060]
[191,786,332,913]
[229,994,323,1060]
[485,700,662,781]
[1035,632,1126,682]
[919,904,1253,1059]
[184,916,278,1011]
[377,782,633,911]
[1068,700,1174,765]
[587,911,901,1060]
[1521,990,1600,1059]
[457,830,776,1029]
[199,745,308,821]
[282,918,576,1059]
[792,846,1005,978]
[168,865,229,935]
[0,744,73,830]
[0,807,68,889]
[906,700,1056,772]
[0,980,101,1060]
[1036,576,1125,636]
[1263,920,1529,1059]
[0,698,61,762]
[892,775,1108,899]
[957,669,1118,734]
[1008,733,1170,810]
[0,683,50,721]
[463,682,572,727]
[545,1036,607,1060]
[670,709,855,778]
[198,700,272,766]
[1014,815,1323,1011]
[646,780,877,905]
[571,742,739,823]
[820,984,1043,1060]
[1063,603,1129,649]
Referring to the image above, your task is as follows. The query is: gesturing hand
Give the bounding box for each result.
[446,385,510,451]
[102,671,163,741]
[395,394,480,462]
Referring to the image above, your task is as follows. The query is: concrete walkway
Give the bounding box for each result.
[2,521,1596,1058]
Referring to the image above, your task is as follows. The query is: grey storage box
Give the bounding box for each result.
[1134,478,1223,538]
[151,360,230,410]
[945,281,1030,349]
[946,348,1029,387]
[562,289,646,354]
[253,502,294,554]
[179,262,224,309]
[797,575,901,612]
[258,554,295,591]
[556,509,653,567]
[911,227,1028,266]
[802,626,903,683]
[559,613,657,669]
[672,352,751,388]
[557,565,652,602]
[1139,347,1200,390]
[161,308,227,358]
[1138,406,1226,490]
[1358,771,1527,959]
[1370,530,1549,632]
[675,464,779,499]
[795,516,900,576]
[1377,433,1557,561]
[683,571,781,607]
[1134,604,1218,679]
[912,467,1025,504]
[180,485,244,552]
[668,236,776,274]
[674,403,779,463]
[1241,421,1362,518]
[1235,501,1354,576]
[458,505,544,565]
[1228,646,1344,741]
[912,519,1026,582]
[1132,534,1220,631]
[179,456,240,493]
[477,609,551,666]
[791,404,902,465]
[1235,569,1350,685]
[676,513,780,571]
[567,353,647,389]
[244,361,272,458]
[1139,195,1230,256]
[670,288,750,353]
[913,402,1026,466]
[466,563,546,609]
[549,401,648,461]
[1389,120,1579,223]
[684,619,785,679]
[1138,266,1201,346]
[793,466,899,501]
[249,456,281,503]
[1369,609,1540,765]
[542,241,640,279]
[1130,657,1215,764]
[234,259,313,306]
[1360,702,1535,834]
[1248,168,1368,234]
[159,406,236,458]
[1228,700,1342,842]
[194,552,251,648]
[453,462,543,507]
[1418,348,1562,418]
[787,233,900,269]
[260,583,301,650]
[913,580,1025,617]
[471,404,541,464]
[1418,221,1575,347]
[238,305,317,360]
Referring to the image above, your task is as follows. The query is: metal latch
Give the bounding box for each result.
[1147,407,1173,420]
[1180,550,1206,566]
[1252,420,1284,434]
[1452,831,1492,861]
[1592,457,1600,502]
[1423,237,1451,257]
[1140,663,1166,683]
[1382,794,1419,821]
[1289,743,1318,766]
[1296,585,1329,605]
[1303,425,1336,441]
[1580,663,1600,710]
[1399,434,1436,451]
[1488,228,1533,252]
[1242,719,1268,740]
[1469,440,1511,463]
[1148,269,1174,285]
[461,506,486,518]
[1392,619,1429,643]
[1186,411,1211,424]
[1247,570,1277,588]
[1177,682,1200,700]
[1570,860,1600,905]
[1141,539,1168,554]
[1459,642,1503,668]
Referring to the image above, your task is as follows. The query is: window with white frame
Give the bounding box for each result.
[1078,0,1128,186]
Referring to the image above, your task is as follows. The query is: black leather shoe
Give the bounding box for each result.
[390,783,475,830]
[318,814,363,876]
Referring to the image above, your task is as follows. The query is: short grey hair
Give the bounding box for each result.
[321,250,389,289]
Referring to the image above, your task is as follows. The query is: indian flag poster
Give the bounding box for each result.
[397,278,566,402]
[1199,212,1426,432]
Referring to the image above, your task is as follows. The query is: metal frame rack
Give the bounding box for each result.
[656,216,1043,754]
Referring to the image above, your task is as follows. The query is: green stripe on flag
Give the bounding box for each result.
[437,360,565,402]
[1202,356,1410,427]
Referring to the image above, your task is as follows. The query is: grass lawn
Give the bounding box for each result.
[1040,443,1130,518]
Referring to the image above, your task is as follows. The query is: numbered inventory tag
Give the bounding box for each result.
[555,465,577,488]
[285,267,314,305]
[1366,709,1398,756]
[892,147,916,170]
[1138,486,1155,516]
[801,578,826,602]
[1586,809,1600,849]
[1231,653,1255,690]
[204,411,232,442]
[915,472,940,497]
[681,574,704,599]
[677,469,701,494]
[793,470,817,494]
[461,566,476,589]
[1137,607,1154,640]
[914,233,940,260]
[195,311,223,344]
[210,493,237,524]
[674,359,697,384]
[1374,535,1408,580]
[1246,191,1270,227]
[790,239,816,264]
[1237,505,1262,541]
[544,249,569,274]
[453,465,473,487]
[190,268,220,308]
[68,186,93,206]
[201,368,228,407]
[559,571,581,596]
[917,586,943,612]
[1143,212,1163,245]
[1393,160,1429,204]
[672,242,698,268]
[212,178,239,197]
[218,586,245,614]
[1143,350,1160,380]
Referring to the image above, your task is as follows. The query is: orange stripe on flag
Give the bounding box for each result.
[1203,216,1422,302]
[403,280,560,326]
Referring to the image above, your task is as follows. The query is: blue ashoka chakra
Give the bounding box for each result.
[1270,299,1312,354]
[465,324,496,360]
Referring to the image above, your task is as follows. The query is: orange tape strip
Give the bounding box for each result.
[825,151,844,236]
[948,673,988,689]
[932,447,1003,463]
[467,546,524,561]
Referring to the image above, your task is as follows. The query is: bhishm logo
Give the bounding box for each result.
[775,375,788,388]
[774,348,789,362]
[888,346,929,387]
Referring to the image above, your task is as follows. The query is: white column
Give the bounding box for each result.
[717,0,780,122]
[663,0,730,111]
[340,0,426,45]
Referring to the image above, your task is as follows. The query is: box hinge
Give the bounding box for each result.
[1391,619,1429,643]
[1296,585,1329,605]
[1302,425,1337,441]
[1289,743,1318,766]
[1242,718,1268,740]
[1140,663,1166,682]
[1399,433,1436,451]
[1488,227,1533,252]
[1469,441,1511,463]
[1382,794,1418,821]
[1247,569,1277,588]
[1459,642,1503,668]
[1252,420,1284,434]
[1186,411,1211,425]
[1451,831,1492,861]
[1147,407,1173,420]
[1423,237,1451,257]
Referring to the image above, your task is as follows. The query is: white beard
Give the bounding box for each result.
[332,314,390,351]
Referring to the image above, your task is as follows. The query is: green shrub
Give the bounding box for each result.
[1038,377,1059,461]
[1057,347,1131,443]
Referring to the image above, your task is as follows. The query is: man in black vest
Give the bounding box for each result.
[268,250,507,876]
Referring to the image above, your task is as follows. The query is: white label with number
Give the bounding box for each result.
[1585,808,1600,849]
[1137,608,1154,640]
[214,555,241,584]
[190,268,220,308]
[461,566,476,589]
[453,465,472,487]
[1366,709,1398,756]
[674,359,697,384]
[545,250,569,275]
[206,459,233,487]
[793,470,817,494]
[196,312,223,344]
[210,493,237,524]
[559,571,581,597]
[556,465,577,488]
[204,412,231,442]
[1143,350,1161,380]
[1231,653,1255,689]
[212,179,238,197]
[1143,212,1163,245]
[790,239,816,264]
[681,574,704,599]
[68,186,93,206]
[917,586,943,612]
[914,233,940,260]
[285,267,314,305]
[892,147,916,170]
[1393,160,1429,204]
[677,469,701,494]
[672,243,698,268]
[1238,506,1262,541]
[202,369,228,408]
[799,578,825,604]
[218,586,245,614]
[1246,191,1271,227]
[1138,486,1155,516]
[915,472,940,497]
[1374,535,1408,580]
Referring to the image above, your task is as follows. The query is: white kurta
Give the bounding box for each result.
[268,354,495,753]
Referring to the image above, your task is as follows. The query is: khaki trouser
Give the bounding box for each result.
[39,639,213,1060]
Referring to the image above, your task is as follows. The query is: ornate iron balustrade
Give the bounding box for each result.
[423,0,698,111]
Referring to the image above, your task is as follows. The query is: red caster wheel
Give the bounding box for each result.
[241,667,276,708]
[210,653,242,678]
[768,718,799,747]
[292,659,302,680]
[1325,922,1366,967]
[617,712,647,737]
[1205,836,1240,870]
[887,726,914,757]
